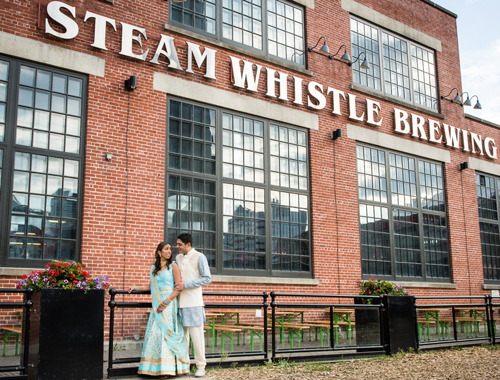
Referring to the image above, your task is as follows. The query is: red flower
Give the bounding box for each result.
[70,274,75,278]
[72,280,78,284]
[22,274,27,279]
[50,279,54,282]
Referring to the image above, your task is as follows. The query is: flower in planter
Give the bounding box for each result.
[16,260,111,292]
[358,277,409,304]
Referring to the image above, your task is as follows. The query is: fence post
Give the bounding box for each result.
[378,296,388,354]
[108,288,117,373]
[488,295,496,345]
[413,296,419,350]
[262,292,268,361]
[22,288,33,376]
[484,296,492,343]
[270,291,276,362]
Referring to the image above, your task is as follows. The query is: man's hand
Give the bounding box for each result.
[175,280,185,290]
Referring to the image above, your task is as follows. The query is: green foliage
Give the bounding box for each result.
[358,277,409,304]
[16,260,111,292]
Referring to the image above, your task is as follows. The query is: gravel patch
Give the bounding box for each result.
[204,346,500,380]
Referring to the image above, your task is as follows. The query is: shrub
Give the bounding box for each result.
[358,277,409,303]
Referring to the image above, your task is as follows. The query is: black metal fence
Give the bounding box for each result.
[1,289,499,379]
[414,295,499,348]
[0,288,33,380]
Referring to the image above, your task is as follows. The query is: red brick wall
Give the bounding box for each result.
[0,0,497,338]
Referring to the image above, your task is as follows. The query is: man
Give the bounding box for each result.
[175,233,211,377]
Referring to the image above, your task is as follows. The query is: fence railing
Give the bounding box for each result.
[414,295,499,348]
[0,288,34,380]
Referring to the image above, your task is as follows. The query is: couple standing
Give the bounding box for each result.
[128,233,210,378]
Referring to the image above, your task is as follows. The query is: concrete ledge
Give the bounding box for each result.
[483,284,500,290]
[350,83,444,120]
[211,275,320,285]
[154,72,319,130]
[341,0,442,52]
[469,157,500,177]
[0,267,39,277]
[395,281,457,289]
[0,32,105,77]
[347,123,451,163]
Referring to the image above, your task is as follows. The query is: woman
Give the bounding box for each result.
[127,242,189,377]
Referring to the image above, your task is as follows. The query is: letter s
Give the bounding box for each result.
[45,1,79,40]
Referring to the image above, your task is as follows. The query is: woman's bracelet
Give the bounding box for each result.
[160,297,171,307]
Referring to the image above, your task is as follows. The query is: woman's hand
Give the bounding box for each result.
[157,304,165,313]
[125,287,136,293]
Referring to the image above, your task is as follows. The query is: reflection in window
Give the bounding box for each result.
[16,65,83,153]
[223,183,266,270]
[350,17,437,110]
[9,152,79,260]
[166,99,311,275]
[170,0,305,65]
[167,174,216,268]
[476,173,500,281]
[357,144,449,281]
[271,190,309,272]
[168,100,216,175]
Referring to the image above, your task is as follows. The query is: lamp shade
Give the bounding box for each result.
[360,58,370,70]
[474,99,482,109]
[340,52,351,63]
[463,96,471,107]
[452,93,462,104]
[319,41,330,56]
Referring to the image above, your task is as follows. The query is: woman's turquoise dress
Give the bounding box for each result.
[138,263,190,376]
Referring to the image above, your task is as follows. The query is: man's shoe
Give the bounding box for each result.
[194,369,206,377]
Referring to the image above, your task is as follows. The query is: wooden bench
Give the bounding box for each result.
[416,318,436,341]
[204,324,243,353]
[231,323,265,351]
[2,326,21,357]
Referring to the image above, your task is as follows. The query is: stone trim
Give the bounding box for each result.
[154,72,319,130]
[0,32,105,77]
[212,275,319,285]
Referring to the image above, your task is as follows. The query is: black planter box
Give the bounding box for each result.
[22,289,105,380]
[382,295,417,355]
[354,295,417,354]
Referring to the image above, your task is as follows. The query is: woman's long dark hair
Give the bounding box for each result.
[153,242,173,275]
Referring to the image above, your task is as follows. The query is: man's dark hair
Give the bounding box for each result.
[177,233,193,246]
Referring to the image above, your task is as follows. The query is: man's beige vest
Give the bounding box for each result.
[176,249,204,309]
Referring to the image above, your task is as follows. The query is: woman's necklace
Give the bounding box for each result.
[160,260,167,268]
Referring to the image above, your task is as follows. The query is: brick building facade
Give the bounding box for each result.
[1,0,500,335]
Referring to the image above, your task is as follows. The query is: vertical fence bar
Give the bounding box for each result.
[413,296,419,350]
[452,306,458,341]
[270,292,276,362]
[484,296,492,343]
[22,288,33,376]
[263,292,268,361]
[329,305,334,349]
[378,296,386,354]
[108,288,117,373]
[488,296,496,345]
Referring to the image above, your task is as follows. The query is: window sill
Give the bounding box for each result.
[212,275,319,286]
[483,284,500,290]
[163,24,314,77]
[350,83,445,120]
[0,267,39,277]
[393,281,457,289]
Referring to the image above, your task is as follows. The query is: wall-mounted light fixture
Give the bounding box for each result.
[308,36,332,58]
[124,75,137,91]
[348,51,370,70]
[462,93,482,110]
[105,152,113,161]
[330,44,351,64]
[459,161,469,171]
[331,129,342,140]
[441,88,462,104]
